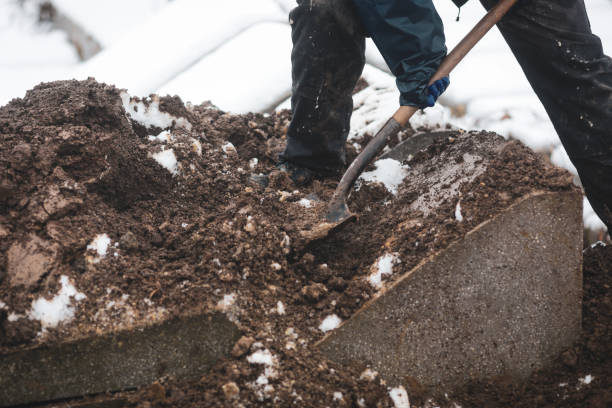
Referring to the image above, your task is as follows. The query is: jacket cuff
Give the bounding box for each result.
[397,71,430,107]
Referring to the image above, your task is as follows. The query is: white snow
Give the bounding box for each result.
[50,0,168,47]
[276,301,286,315]
[29,275,86,329]
[455,201,463,222]
[389,386,411,408]
[158,23,292,113]
[217,293,237,312]
[319,314,342,332]
[72,0,285,96]
[8,313,22,322]
[584,197,607,232]
[120,92,192,130]
[87,234,111,257]
[579,374,594,385]
[0,1,77,105]
[149,148,179,175]
[368,253,400,289]
[148,130,173,143]
[298,198,313,208]
[247,349,275,366]
[359,158,409,195]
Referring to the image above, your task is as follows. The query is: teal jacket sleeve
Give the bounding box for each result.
[352,0,447,107]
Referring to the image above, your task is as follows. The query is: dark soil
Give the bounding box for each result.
[0,80,609,407]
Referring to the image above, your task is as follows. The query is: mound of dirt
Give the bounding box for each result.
[0,79,608,407]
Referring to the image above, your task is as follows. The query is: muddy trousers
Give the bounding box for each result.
[281,0,612,230]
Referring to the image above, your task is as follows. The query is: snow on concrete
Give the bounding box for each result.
[158,23,292,113]
[319,314,342,332]
[49,0,168,47]
[149,148,179,175]
[72,0,285,96]
[120,92,192,130]
[29,275,86,329]
[359,158,409,195]
[389,386,411,408]
[87,233,111,257]
[368,253,400,289]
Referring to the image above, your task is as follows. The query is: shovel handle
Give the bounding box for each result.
[393,0,518,126]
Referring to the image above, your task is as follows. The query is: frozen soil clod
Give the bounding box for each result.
[0,79,610,407]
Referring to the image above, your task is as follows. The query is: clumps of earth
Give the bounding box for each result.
[0,79,609,407]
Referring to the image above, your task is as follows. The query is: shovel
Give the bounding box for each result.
[301,0,518,241]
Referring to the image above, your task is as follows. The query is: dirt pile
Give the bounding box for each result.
[0,79,608,407]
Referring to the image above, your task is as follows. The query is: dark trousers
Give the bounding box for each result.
[282,0,612,230]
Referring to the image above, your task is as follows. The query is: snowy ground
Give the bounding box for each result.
[1,0,610,231]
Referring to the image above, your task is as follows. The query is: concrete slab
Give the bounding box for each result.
[0,313,241,407]
[318,191,583,391]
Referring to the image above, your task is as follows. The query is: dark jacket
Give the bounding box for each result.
[352,0,466,106]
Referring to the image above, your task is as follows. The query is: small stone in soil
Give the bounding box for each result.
[231,336,255,357]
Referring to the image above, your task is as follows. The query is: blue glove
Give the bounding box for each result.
[424,77,450,108]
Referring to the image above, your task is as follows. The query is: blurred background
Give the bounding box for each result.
[1,0,611,238]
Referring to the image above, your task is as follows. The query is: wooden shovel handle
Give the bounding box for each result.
[393,0,518,126]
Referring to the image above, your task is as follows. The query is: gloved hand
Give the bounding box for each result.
[423,76,450,108]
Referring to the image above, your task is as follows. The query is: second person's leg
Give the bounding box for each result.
[480,0,612,229]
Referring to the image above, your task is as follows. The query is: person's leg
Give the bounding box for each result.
[280,0,366,174]
[479,0,612,230]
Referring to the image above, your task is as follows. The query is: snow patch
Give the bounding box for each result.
[584,197,607,232]
[298,198,313,208]
[149,148,179,175]
[29,275,86,329]
[319,314,342,332]
[120,92,192,130]
[579,374,594,385]
[8,313,22,322]
[368,253,400,289]
[389,386,410,408]
[148,130,172,143]
[87,234,111,258]
[247,349,276,366]
[276,301,285,315]
[359,158,409,195]
[455,201,463,222]
[217,293,236,312]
